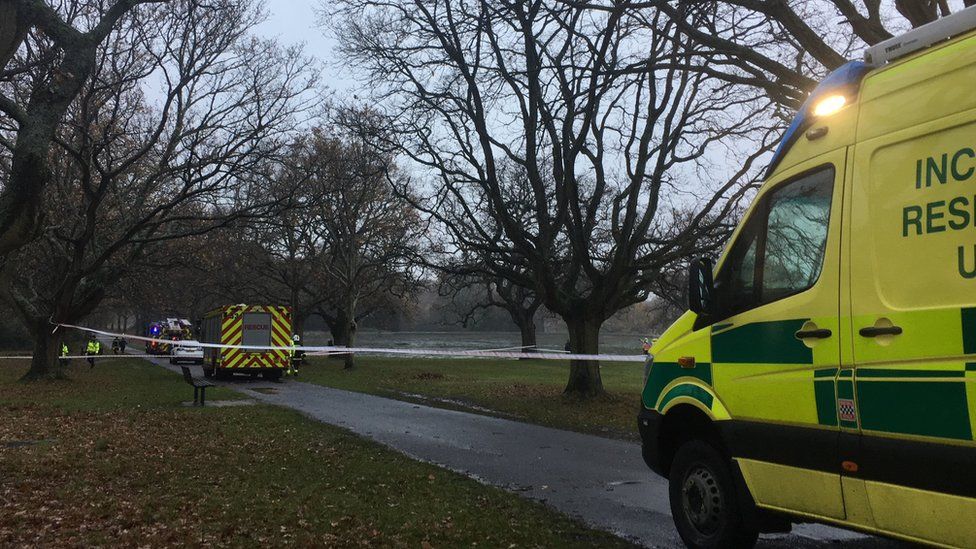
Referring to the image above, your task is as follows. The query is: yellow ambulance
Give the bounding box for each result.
[639,7,976,548]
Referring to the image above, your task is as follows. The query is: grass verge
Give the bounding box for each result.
[0,358,634,547]
[299,356,645,440]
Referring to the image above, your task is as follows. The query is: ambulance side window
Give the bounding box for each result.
[713,166,834,319]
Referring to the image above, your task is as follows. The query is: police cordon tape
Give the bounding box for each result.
[50,322,649,363]
[2,354,173,360]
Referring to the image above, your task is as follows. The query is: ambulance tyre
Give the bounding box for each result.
[262,370,282,381]
[669,439,758,549]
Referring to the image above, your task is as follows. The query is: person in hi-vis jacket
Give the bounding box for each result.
[85,335,101,368]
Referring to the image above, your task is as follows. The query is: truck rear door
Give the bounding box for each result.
[242,312,272,352]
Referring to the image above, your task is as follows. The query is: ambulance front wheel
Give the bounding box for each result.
[669,439,758,549]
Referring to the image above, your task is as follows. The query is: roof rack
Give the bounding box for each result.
[864,4,976,65]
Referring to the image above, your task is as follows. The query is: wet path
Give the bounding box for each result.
[151,358,904,548]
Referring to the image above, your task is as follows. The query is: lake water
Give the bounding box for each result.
[303,330,650,356]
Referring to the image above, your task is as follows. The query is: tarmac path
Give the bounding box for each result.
[146,355,906,548]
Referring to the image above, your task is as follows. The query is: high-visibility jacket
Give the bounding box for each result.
[86,340,100,354]
[61,344,69,357]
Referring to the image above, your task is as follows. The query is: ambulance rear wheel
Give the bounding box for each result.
[669,440,758,549]
[262,370,282,381]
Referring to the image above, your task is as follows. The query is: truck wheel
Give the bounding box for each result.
[669,439,758,549]
[262,370,282,381]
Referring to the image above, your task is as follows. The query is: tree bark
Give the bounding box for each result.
[0,1,29,72]
[519,318,536,350]
[563,316,604,397]
[21,322,66,381]
[344,319,357,370]
[512,312,537,360]
[327,310,359,368]
[328,321,343,345]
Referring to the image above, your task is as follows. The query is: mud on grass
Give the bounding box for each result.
[0,359,636,548]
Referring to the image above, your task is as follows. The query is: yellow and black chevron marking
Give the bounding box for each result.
[217,305,292,370]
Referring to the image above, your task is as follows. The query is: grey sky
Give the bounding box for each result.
[254,0,357,94]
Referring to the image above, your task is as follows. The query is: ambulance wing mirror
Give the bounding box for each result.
[688,257,715,316]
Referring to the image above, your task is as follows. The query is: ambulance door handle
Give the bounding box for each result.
[795,328,832,339]
[859,325,903,337]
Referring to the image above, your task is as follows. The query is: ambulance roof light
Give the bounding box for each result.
[812,94,847,117]
[765,61,871,177]
[864,4,976,65]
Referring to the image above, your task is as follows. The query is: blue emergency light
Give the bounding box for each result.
[765,61,872,177]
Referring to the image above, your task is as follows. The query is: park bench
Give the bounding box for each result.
[180,366,216,406]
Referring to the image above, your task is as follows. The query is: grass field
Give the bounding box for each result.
[0,358,634,547]
[300,356,646,440]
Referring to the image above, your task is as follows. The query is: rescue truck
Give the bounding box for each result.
[144,318,193,355]
[639,8,976,548]
[199,304,293,380]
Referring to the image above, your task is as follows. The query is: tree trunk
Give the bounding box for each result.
[323,315,343,361]
[344,320,357,370]
[21,323,66,381]
[563,316,604,398]
[339,293,359,369]
[514,313,537,360]
[0,2,28,82]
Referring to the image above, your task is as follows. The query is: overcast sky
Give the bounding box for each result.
[254,0,357,95]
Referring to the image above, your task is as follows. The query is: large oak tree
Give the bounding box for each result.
[326,0,777,396]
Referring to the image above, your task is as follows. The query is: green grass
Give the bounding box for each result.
[0,358,635,547]
[299,356,646,439]
[0,356,242,410]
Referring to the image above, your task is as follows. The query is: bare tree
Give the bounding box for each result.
[0,0,315,379]
[226,146,331,339]
[0,0,173,256]
[569,0,976,110]
[106,231,240,331]
[305,129,426,369]
[420,160,544,354]
[441,271,542,353]
[326,0,777,396]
